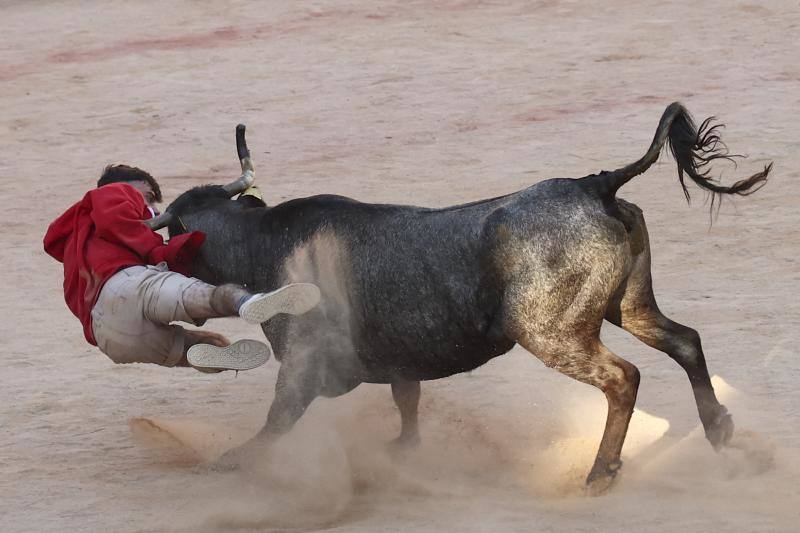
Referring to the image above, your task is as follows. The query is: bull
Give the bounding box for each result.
[147,103,770,490]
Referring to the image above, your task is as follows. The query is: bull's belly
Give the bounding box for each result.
[356,335,516,383]
[266,305,515,384]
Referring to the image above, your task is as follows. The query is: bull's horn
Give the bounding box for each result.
[236,123,250,162]
[145,124,255,231]
[144,210,173,230]
[222,124,255,196]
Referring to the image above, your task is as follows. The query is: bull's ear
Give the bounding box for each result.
[237,195,267,208]
[237,185,266,208]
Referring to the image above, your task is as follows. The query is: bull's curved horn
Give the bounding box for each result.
[222,124,255,196]
[144,124,255,231]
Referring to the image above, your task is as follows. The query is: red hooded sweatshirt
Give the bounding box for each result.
[43,182,205,345]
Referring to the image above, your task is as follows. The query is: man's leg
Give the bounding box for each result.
[95,264,319,370]
[176,281,320,371]
[177,281,321,325]
[180,283,249,323]
[90,266,257,369]
[145,272,319,371]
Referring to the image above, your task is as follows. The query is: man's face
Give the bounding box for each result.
[128,180,160,215]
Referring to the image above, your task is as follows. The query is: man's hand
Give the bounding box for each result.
[185,329,230,348]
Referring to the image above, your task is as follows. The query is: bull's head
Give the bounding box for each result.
[147,125,274,288]
[145,124,257,231]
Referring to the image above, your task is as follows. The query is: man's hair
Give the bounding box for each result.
[97,164,162,202]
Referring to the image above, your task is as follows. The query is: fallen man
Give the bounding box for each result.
[44,164,320,372]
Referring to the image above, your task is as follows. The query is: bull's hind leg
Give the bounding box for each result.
[519,335,640,491]
[605,204,733,449]
[498,219,638,490]
[390,380,421,448]
[607,285,733,449]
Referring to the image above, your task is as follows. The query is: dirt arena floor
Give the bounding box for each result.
[2,0,799,531]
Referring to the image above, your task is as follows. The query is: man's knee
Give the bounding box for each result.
[96,324,186,367]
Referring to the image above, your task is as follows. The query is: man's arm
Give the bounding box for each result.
[89,183,205,274]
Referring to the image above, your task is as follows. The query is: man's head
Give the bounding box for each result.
[97,165,162,211]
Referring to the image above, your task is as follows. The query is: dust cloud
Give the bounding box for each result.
[124,373,784,532]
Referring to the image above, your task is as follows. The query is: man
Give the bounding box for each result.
[44,164,320,372]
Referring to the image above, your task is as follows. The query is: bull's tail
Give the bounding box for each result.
[588,102,771,202]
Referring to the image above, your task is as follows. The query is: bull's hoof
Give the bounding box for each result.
[706,406,735,451]
[203,451,243,472]
[387,432,421,455]
[204,434,275,472]
[585,459,622,496]
[203,445,255,472]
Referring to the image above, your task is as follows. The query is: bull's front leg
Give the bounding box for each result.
[261,363,320,437]
[212,360,321,470]
[390,379,421,448]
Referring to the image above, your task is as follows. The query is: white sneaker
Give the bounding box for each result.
[238,283,321,324]
[187,339,272,371]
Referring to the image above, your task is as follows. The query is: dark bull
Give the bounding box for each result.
[152,103,770,491]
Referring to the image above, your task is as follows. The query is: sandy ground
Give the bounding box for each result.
[2,0,799,531]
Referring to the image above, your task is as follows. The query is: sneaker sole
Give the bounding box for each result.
[239,283,321,324]
[187,339,272,371]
